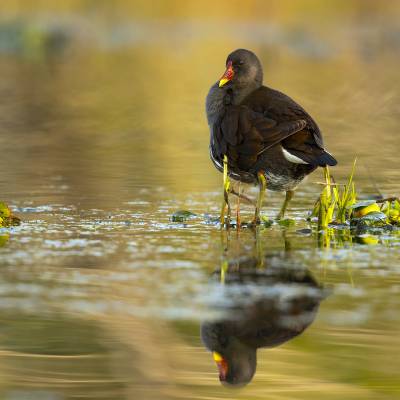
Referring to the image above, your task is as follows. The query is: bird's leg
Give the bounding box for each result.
[253,171,266,225]
[219,229,230,284]
[276,190,294,220]
[230,188,255,206]
[236,182,241,229]
[220,155,231,227]
[255,227,264,268]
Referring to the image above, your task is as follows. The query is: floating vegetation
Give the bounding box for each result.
[311,160,399,236]
[260,216,274,228]
[0,201,21,227]
[350,200,381,218]
[380,198,400,224]
[277,218,296,228]
[170,210,197,222]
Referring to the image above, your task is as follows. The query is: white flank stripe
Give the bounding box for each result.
[282,147,309,164]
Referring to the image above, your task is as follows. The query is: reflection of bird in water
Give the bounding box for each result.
[201,258,326,387]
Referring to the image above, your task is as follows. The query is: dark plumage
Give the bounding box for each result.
[201,260,325,386]
[206,49,337,221]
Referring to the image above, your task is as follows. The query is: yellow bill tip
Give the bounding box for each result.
[212,352,223,362]
[219,78,229,87]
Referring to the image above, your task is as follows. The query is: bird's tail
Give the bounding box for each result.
[315,150,337,167]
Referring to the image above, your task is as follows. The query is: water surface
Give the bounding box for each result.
[0,2,400,399]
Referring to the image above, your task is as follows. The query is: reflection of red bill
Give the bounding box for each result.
[219,61,234,87]
[212,352,228,380]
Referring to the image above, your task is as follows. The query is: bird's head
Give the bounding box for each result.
[218,49,263,91]
[201,321,257,387]
[211,348,256,387]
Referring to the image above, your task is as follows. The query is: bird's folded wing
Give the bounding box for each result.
[254,119,308,156]
[242,86,325,148]
[230,106,306,149]
[214,105,308,170]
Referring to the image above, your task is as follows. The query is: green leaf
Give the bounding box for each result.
[260,215,273,227]
[348,200,377,210]
[171,210,197,222]
[359,211,388,221]
[0,202,11,218]
[278,218,295,227]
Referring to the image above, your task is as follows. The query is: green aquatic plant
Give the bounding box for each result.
[170,210,197,222]
[277,218,296,228]
[333,158,357,223]
[313,159,357,228]
[350,200,380,218]
[349,199,400,232]
[313,159,399,234]
[0,202,21,227]
[380,199,400,225]
[315,166,336,230]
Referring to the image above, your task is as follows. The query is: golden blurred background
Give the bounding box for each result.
[1,0,399,204]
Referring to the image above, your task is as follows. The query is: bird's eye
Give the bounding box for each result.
[238,60,244,65]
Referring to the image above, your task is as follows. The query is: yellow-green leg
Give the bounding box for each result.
[276,190,294,220]
[220,155,231,226]
[255,227,264,268]
[236,182,241,229]
[253,171,266,225]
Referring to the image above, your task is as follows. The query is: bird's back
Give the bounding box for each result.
[208,84,336,188]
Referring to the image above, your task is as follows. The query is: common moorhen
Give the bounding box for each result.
[206,49,337,224]
[201,260,325,386]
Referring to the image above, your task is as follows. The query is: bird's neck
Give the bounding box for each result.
[232,81,261,104]
[226,339,257,383]
[206,81,261,126]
